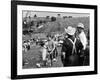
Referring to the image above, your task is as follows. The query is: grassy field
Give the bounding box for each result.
[23,17,89,40]
[22,17,90,69]
[23,45,63,69]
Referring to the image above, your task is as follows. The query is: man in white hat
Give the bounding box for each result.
[61,26,83,66]
[76,23,87,50]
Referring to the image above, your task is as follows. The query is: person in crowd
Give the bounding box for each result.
[27,40,30,51]
[46,34,56,66]
[39,41,48,67]
[52,36,58,61]
[76,23,87,50]
[61,26,83,66]
[23,41,28,52]
[76,23,88,65]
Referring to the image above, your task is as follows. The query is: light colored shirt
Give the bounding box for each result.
[47,40,55,52]
[79,31,87,50]
[41,46,47,61]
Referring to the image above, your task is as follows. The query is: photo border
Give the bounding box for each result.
[11,0,98,79]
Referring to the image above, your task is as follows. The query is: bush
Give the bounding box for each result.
[51,16,56,22]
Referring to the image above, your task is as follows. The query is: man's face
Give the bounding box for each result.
[77,27,82,33]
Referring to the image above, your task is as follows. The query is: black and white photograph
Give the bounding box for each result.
[11,1,97,79]
[22,11,90,69]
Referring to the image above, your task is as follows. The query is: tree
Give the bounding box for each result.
[34,14,37,18]
[57,14,61,17]
[51,16,56,22]
[46,16,50,19]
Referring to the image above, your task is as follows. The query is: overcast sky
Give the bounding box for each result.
[23,11,90,18]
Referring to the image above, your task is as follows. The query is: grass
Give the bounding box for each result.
[22,17,90,69]
[23,45,63,69]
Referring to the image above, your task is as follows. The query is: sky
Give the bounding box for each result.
[23,10,90,18]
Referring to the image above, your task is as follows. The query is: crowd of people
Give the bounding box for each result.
[23,22,89,68]
[61,23,88,66]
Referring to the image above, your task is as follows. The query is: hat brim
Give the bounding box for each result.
[77,26,84,29]
[65,28,76,35]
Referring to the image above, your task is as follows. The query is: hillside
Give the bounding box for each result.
[37,17,89,35]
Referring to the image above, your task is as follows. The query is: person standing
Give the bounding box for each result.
[46,35,56,66]
[52,36,58,61]
[41,41,48,67]
[61,26,83,66]
[36,41,48,68]
[76,23,88,65]
[76,23,87,50]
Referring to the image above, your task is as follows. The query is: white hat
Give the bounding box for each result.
[77,23,84,29]
[65,26,76,35]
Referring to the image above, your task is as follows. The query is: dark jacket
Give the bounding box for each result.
[61,37,83,66]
